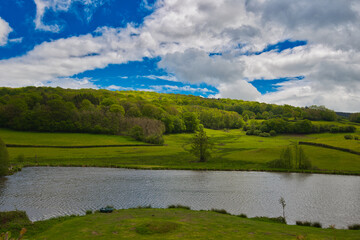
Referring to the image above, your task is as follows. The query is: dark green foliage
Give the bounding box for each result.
[189,125,213,162]
[349,112,360,123]
[269,130,276,136]
[0,211,31,233]
[344,135,353,140]
[280,146,293,169]
[355,136,359,140]
[210,209,229,215]
[252,216,286,224]
[311,222,322,228]
[268,144,312,170]
[85,210,93,215]
[0,87,349,144]
[296,221,312,226]
[167,205,191,210]
[296,221,322,228]
[130,126,144,141]
[238,214,247,218]
[259,132,271,137]
[0,138,9,176]
[348,224,360,230]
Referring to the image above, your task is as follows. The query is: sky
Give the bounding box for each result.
[0,0,359,112]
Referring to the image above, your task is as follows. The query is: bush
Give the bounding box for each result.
[344,135,353,140]
[253,130,262,136]
[252,216,286,224]
[296,221,311,226]
[355,136,359,140]
[211,209,229,215]
[238,213,247,218]
[348,224,360,230]
[167,204,191,210]
[129,125,144,141]
[311,222,322,228]
[259,132,271,137]
[269,130,276,136]
[85,210,93,215]
[144,134,164,145]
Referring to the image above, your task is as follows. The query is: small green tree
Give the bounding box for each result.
[280,146,293,169]
[189,125,213,162]
[0,137,9,176]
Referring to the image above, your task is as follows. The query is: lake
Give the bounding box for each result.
[0,167,359,228]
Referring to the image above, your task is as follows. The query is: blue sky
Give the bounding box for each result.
[0,0,359,111]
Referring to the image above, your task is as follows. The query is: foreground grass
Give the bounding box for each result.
[2,128,360,175]
[3,208,359,240]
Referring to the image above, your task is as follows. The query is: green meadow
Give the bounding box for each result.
[2,124,360,174]
[4,208,359,240]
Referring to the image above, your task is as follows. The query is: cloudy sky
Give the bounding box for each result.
[0,0,359,112]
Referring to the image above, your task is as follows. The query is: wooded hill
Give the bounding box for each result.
[0,87,357,143]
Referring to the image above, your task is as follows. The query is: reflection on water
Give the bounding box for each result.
[0,167,359,228]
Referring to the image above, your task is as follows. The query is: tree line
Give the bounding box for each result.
[0,87,351,143]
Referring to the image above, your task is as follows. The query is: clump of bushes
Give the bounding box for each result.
[237,213,247,218]
[252,216,286,224]
[210,209,229,215]
[344,135,353,140]
[85,210,93,215]
[167,204,191,210]
[348,224,360,230]
[296,221,322,228]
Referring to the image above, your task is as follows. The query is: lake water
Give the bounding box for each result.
[0,167,359,228]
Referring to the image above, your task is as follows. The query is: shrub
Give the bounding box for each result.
[211,209,229,215]
[167,204,191,210]
[259,132,271,137]
[85,210,93,215]
[238,213,247,218]
[269,130,277,136]
[130,125,144,141]
[253,130,262,136]
[311,222,322,228]
[296,221,311,226]
[344,135,353,140]
[144,134,164,145]
[252,216,286,224]
[348,224,360,230]
[355,136,359,140]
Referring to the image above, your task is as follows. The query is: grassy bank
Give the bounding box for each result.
[1,208,359,240]
[2,127,360,175]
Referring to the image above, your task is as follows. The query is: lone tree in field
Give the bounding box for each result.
[189,125,213,162]
[0,137,9,176]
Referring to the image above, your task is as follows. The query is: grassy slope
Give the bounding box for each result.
[24,209,360,240]
[2,127,360,174]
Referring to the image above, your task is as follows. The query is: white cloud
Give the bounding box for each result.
[35,77,99,89]
[33,0,108,32]
[1,0,360,111]
[0,17,12,46]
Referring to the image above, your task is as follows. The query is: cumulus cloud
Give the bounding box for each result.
[1,0,360,111]
[0,17,12,46]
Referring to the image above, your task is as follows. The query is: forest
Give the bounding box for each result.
[0,87,357,144]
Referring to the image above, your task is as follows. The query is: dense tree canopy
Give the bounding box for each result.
[0,87,350,143]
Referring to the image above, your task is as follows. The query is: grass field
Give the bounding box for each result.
[1,127,360,174]
[3,208,359,240]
